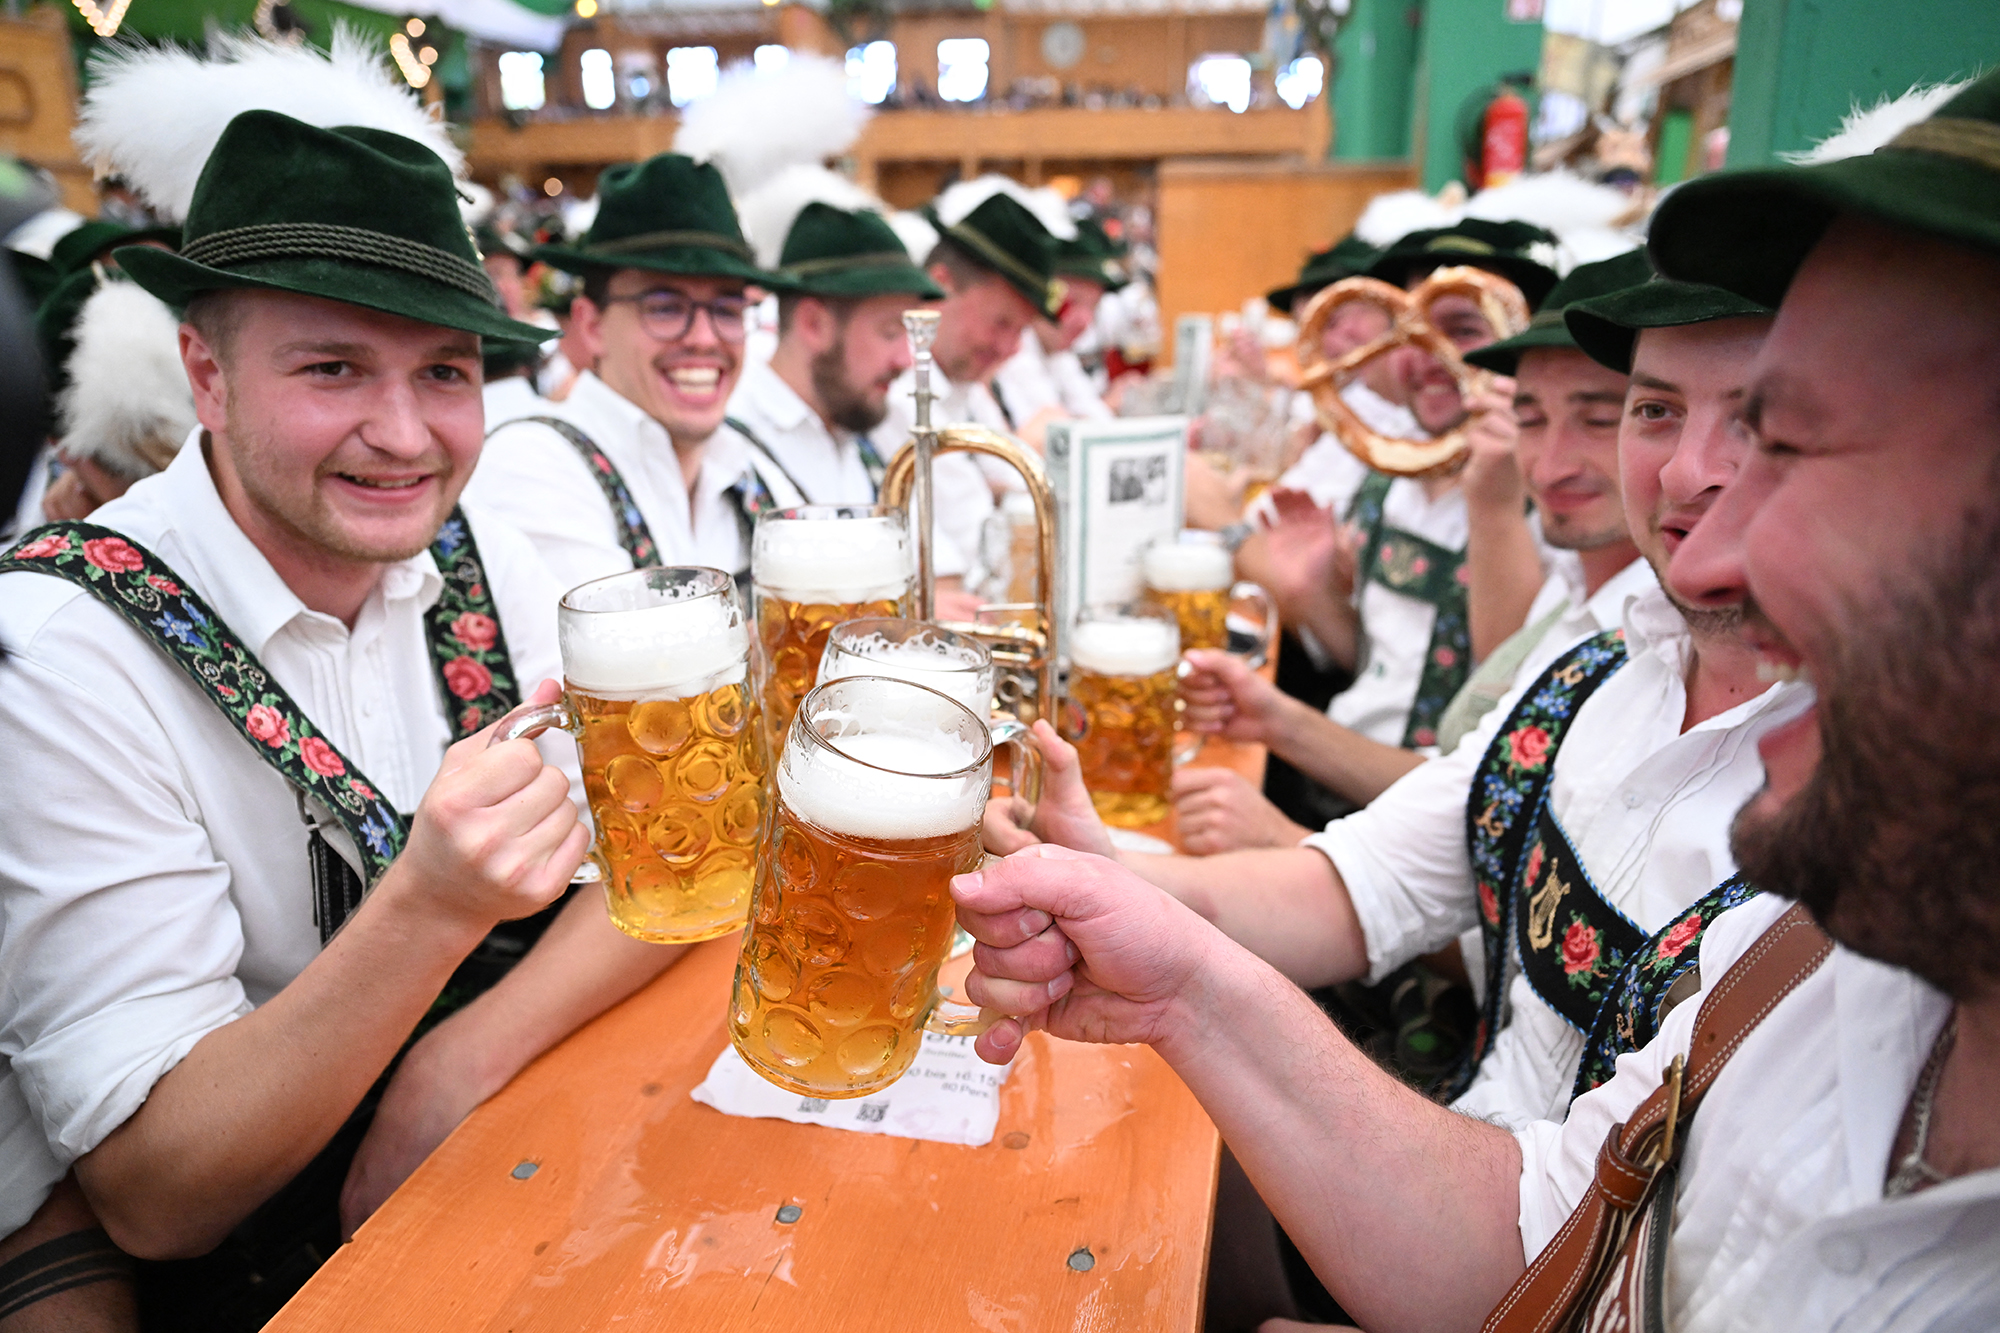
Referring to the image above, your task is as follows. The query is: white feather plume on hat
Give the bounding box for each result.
[1786,78,1970,164]
[887,210,940,264]
[73,25,461,223]
[1464,170,1638,272]
[56,280,197,479]
[933,174,1076,241]
[736,164,882,270]
[674,53,869,199]
[1352,189,1458,248]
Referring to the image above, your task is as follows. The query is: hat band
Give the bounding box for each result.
[1427,236,1498,256]
[181,223,497,304]
[586,229,755,261]
[1528,308,1569,329]
[782,250,920,278]
[1885,117,2000,173]
[945,221,1052,300]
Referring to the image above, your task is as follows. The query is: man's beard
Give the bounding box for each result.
[1731,479,2000,1000]
[811,337,888,435]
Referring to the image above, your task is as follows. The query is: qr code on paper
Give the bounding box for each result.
[856,1101,889,1123]
[798,1097,830,1114]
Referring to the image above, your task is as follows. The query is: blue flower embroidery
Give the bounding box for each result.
[153,611,201,647]
[433,518,467,557]
[179,597,209,627]
[361,812,396,858]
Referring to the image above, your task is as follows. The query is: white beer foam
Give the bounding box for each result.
[1143,540,1233,592]
[1070,616,1180,677]
[561,592,749,700]
[820,635,990,712]
[780,728,986,841]
[754,514,912,605]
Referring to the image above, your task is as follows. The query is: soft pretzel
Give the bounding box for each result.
[1296,265,1531,479]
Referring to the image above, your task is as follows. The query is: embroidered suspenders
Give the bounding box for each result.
[1443,628,1628,1100]
[502,415,661,567]
[1,513,520,943]
[1346,472,1473,748]
[1571,873,1764,1098]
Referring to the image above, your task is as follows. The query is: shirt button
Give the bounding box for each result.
[1623,790,1643,809]
[1818,1235,1866,1275]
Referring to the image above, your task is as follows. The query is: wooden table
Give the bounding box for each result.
[268,741,1264,1332]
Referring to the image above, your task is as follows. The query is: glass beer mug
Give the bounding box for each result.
[751,505,914,754]
[496,567,766,944]
[730,675,995,1099]
[1140,531,1274,665]
[1061,603,1182,828]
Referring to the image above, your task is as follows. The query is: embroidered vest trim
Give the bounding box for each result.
[1443,627,1628,1101]
[0,512,521,935]
[1570,873,1764,1099]
[503,415,661,567]
[1346,472,1472,749]
[1512,803,1647,1037]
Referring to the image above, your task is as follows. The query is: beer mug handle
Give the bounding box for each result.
[988,717,1043,817]
[487,697,601,885]
[490,698,578,747]
[933,853,1005,1038]
[1229,581,1276,669]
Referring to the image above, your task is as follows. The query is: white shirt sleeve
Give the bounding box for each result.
[0,603,256,1166]
[1300,678,1517,983]
[1510,893,1796,1259]
[463,420,635,592]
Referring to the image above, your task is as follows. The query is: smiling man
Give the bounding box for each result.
[468,154,791,590]
[725,201,942,506]
[988,266,1800,1135]
[0,111,680,1331]
[961,73,2000,1330]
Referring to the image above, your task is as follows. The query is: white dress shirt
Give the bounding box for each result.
[481,372,546,427]
[1305,587,1813,1128]
[879,366,993,580]
[1326,476,1471,747]
[0,439,579,1233]
[991,327,1112,426]
[1516,893,1998,1331]
[724,358,881,506]
[468,370,764,591]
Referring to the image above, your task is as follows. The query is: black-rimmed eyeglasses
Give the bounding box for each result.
[601,291,750,342]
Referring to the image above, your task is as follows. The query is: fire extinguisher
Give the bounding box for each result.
[1481,82,1530,189]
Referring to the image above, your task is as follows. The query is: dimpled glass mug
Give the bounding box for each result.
[729,675,996,1099]
[1060,602,1182,827]
[1140,530,1275,665]
[497,566,766,944]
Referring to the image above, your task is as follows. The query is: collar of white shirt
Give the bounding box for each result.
[118,431,442,660]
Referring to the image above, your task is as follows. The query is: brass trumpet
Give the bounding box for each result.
[880,309,1061,729]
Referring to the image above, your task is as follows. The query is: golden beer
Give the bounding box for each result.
[751,506,913,752]
[504,567,766,944]
[1061,608,1181,827]
[1142,533,1275,664]
[730,676,992,1099]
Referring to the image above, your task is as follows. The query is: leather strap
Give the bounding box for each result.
[1481,904,1833,1333]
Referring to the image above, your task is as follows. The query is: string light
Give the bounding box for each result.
[70,0,132,38]
[406,17,425,35]
[575,0,598,18]
[389,31,432,88]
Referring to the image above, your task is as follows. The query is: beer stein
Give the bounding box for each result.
[1139,531,1275,665]
[497,567,765,944]
[816,617,1042,809]
[751,505,914,754]
[730,675,995,1099]
[1060,603,1181,828]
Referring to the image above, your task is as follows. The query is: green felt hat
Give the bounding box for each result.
[1368,218,1561,309]
[1050,216,1129,293]
[115,111,545,343]
[938,192,1064,318]
[1464,248,1656,374]
[1564,277,1772,374]
[1267,234,1380,314]
[535,153,776,287]
[50,219,179,277]
[772,202,944,300]
[1649,69,2000,305]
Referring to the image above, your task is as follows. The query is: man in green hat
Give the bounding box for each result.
[725,200,943,506]
[990,216,1127,432]
[1265,233,1380,318]
[0,108,683,1330]
[962,72,2000,1329]
[879,177,1071,604]
[468,152,792,590]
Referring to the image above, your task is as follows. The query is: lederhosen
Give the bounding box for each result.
[1347,471,1473,750]
[1440,629,1761,1104]
[0,512,566,1332]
